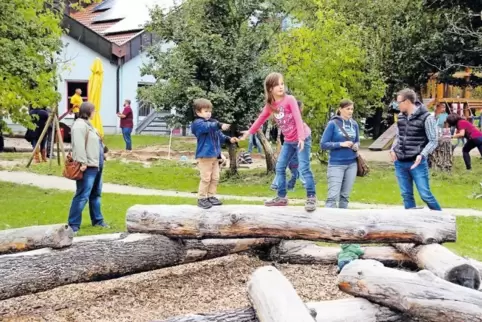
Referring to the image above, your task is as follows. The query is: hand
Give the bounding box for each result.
[340,141,353,148]
[298,139,304,152]
[80,165,87,172]
[230,137,238,144]
[410,155,422,170]
[239,132,249,141]
[221,123,231,131]
[389,151,397,162]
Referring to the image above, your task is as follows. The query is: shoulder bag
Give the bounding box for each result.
[334,120,370,177]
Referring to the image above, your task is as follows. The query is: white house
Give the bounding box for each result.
[8,0,175,135]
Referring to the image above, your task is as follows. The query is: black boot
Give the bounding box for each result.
[198,198,213,209]
[208,197,223,206]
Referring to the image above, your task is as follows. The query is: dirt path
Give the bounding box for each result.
[0,170,481,217]
[0,254,347,322]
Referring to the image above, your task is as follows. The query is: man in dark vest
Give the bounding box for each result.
[389,88,441,211]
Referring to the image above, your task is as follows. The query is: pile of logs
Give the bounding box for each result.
[1,205,482,321]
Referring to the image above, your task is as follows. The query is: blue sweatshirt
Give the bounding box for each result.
[191,117,231,159]
[320,116,360,165]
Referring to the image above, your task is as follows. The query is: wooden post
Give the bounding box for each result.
[54,111,66,163]
[338,259,482,321]
[247,266,315,322]
[257,130,276,173]
[49,113,56,167]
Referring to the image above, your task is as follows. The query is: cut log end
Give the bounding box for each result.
[447,264,481,290]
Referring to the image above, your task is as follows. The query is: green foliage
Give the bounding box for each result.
[272,7,386,146]
[140,0,288,129]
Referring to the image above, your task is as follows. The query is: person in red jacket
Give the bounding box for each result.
[117,99,134,151]
[447,113,482,170]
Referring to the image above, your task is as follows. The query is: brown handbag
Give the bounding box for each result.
[63,129,89,180]
[333,120,370,177]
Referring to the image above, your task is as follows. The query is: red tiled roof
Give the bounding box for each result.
[69,4,142,45]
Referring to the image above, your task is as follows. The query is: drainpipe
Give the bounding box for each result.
[116,58,121,114]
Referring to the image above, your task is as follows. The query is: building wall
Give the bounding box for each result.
[58,35,118,134]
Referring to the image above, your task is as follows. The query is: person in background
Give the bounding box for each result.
[0,115,4,153]
[68,102,109,233]
[247,133,262,154]
[25,107,49,163]
[446,113,482,170]
[390,89,441,211]
[320,99,360,208]
[70,89,83,120]
[117,99,134,151]
[433,102,448,131]
[191,98,238,209]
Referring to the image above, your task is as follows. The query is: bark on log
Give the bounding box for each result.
[257,130,276,173]
[126,205,457,244]
[394,243,481,289]
[247,265,315,322]
[0,224,73,254]
[270,240,413,268]
[0,234,277,300]
[338,259,482,321]
[159,299,406,322]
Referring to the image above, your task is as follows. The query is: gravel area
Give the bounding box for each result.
[0,254,348,322]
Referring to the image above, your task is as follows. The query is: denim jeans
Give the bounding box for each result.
[276,136,315,198]
[122,127,132,150]
[248,134,262,154]
[326,162,357,208]
[271,153,306,191]
[394,158,441,211]
[462,137,482,170]
[68,167,105,231]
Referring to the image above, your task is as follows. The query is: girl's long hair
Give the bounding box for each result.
[264,72,283,112]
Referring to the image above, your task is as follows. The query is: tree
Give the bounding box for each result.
[271,8,386,149]
[0,0,97,130]
[140,0,288,175]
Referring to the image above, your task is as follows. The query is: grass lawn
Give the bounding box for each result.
[102,134,197,151]
[0,182,480,260]
[12,155,482,210]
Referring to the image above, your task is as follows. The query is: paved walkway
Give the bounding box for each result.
[1,170,481,217]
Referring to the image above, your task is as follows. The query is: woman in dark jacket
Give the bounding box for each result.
[25,107,49,163]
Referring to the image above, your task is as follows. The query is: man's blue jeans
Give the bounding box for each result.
[68,167,105,231]
[276,136,315,198]
[122,127,132,150]
[394,158,441,211]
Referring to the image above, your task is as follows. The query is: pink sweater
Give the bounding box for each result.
[248,95,311,142]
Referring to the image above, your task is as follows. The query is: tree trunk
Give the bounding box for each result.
[338,259,482,321]
[0,233,277,300]
[126,205,457,244]
[257,130,276,173]
[228,142,238,176]
[247,266,315,322]
[0,224,73,254]
[270,240,413,268]
[159,298,407,322]
[393,243,481,289]
[428,139,453,171]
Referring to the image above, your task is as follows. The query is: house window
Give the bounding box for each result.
[66,81,88,113]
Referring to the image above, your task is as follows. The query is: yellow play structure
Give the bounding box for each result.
[369,68,482,151]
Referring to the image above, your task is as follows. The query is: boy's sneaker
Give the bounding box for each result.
[305,196,317,212]
[265,197,288,207]
[198,198,213,209]
[208,197,223,206]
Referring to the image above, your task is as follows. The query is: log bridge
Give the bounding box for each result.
[0,204,481,322]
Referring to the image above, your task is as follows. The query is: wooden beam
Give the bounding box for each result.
[394,243,481,289]
[247,266,315,322]
[0,224,73,254]
[126,205,457,244]
[338,259,482,321]
[270,240,413,268]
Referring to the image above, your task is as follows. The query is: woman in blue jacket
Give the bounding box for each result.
[320,99,360,208]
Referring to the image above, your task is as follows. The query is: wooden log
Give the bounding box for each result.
[159,299,406,322]
[394,243,481,289]
[428,138,453,172]
[0,224,73,254]
[247,265,315,322]
[270,240,413,268]
[338,259,482,321]
[0,234,277,300]
[126,205,457,244]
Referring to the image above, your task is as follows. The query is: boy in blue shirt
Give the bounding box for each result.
[191,98,238,209]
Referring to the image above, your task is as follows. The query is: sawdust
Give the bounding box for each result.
[0,254,348,322]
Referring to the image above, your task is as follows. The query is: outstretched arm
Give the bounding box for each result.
[320,122,342,150]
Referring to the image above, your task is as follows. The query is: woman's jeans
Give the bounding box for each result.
[68,167,105,231]
[122,127,132,151]
[248,134,262,154]
[275,136,315,198]
[271,153,305,190]
[462,137,482,170]
[326,162,357,208]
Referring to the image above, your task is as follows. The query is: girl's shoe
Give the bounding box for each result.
[305,197,317,212]
[264,197,288,207]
